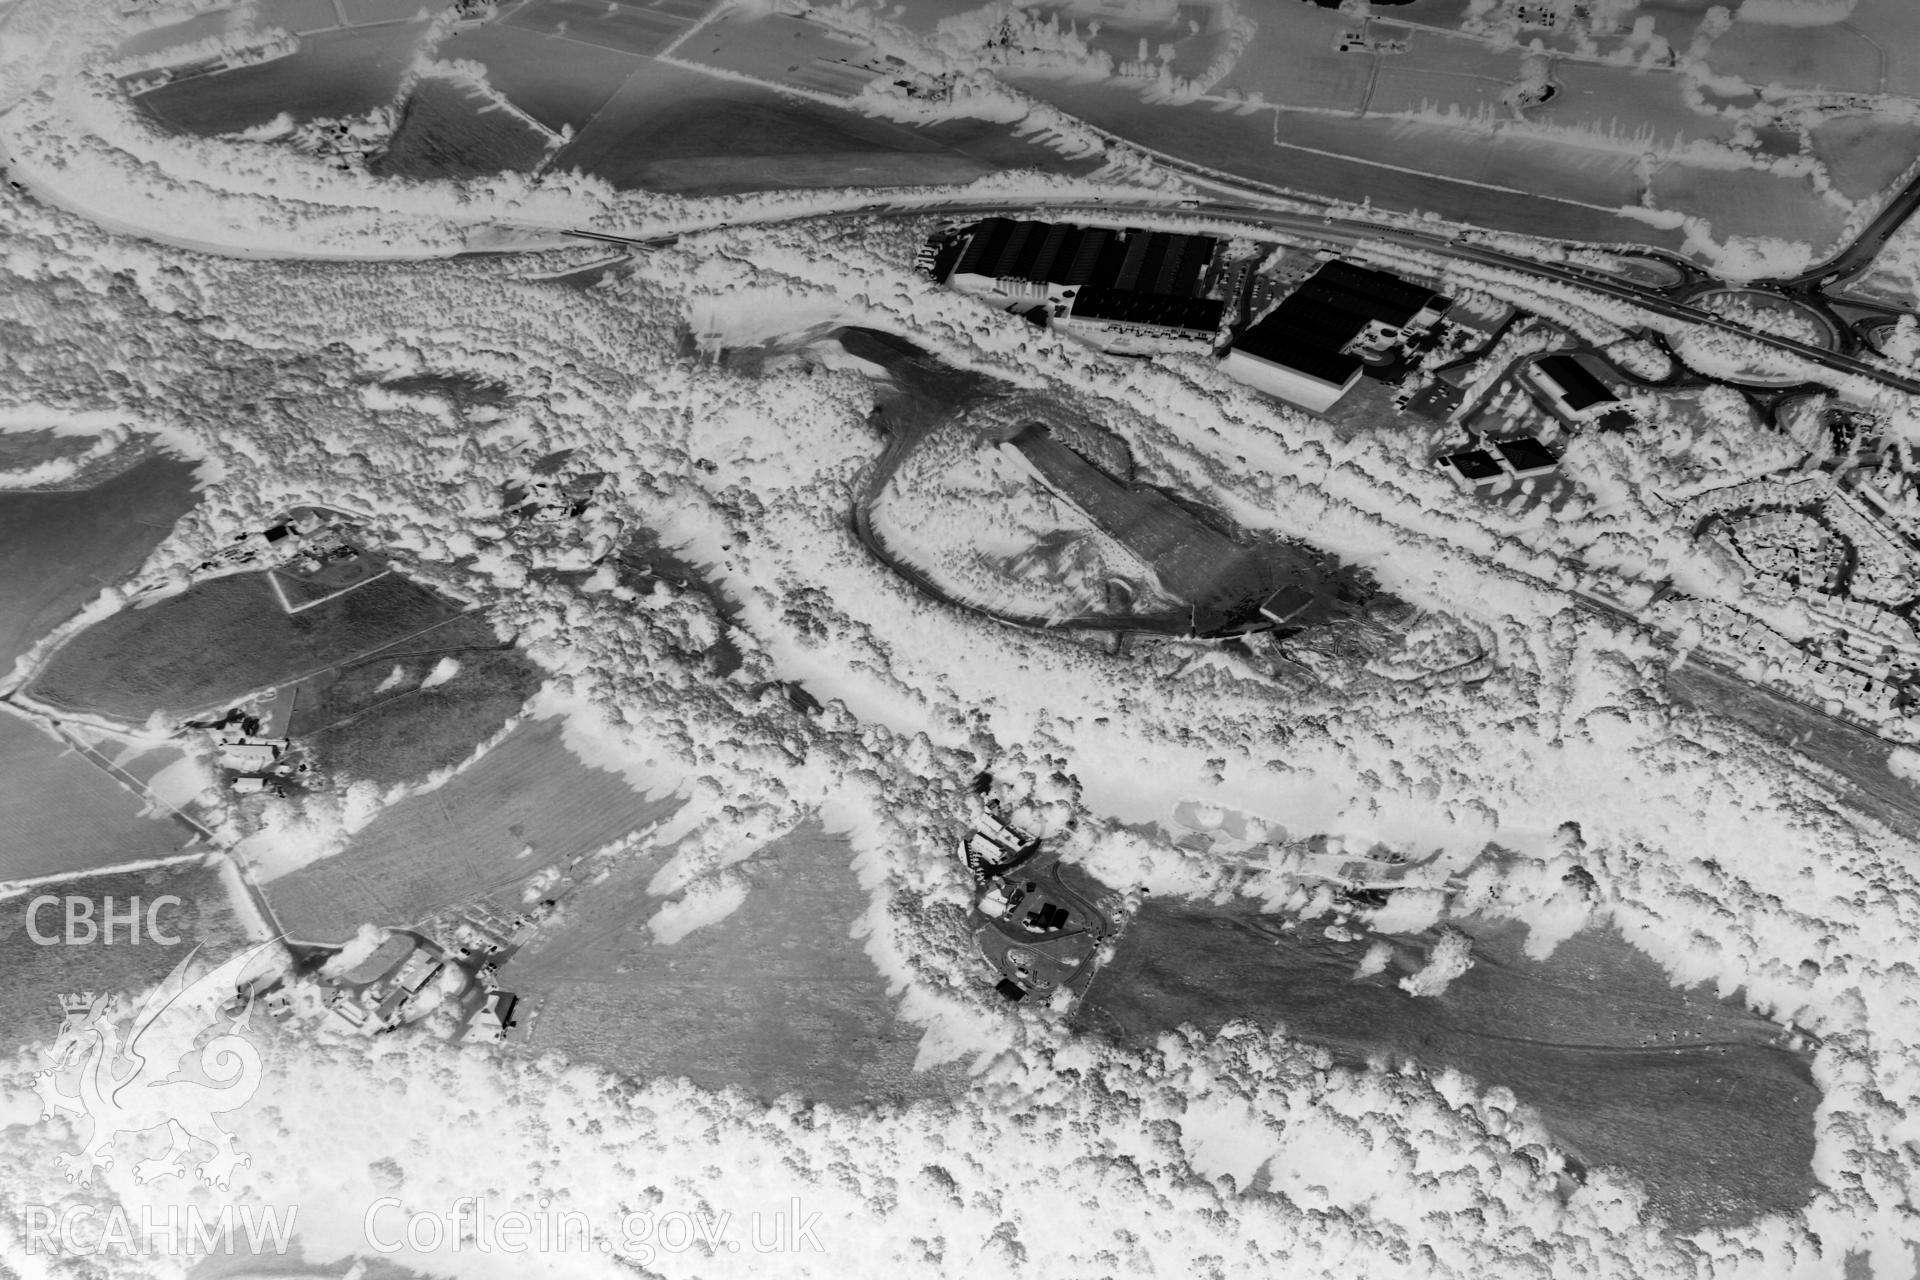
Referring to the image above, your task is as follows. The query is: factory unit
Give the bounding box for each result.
[942,218,1225,353]
[1221,258,1451,414]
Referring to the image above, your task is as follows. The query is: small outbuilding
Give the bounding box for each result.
[1442,449,1507,491]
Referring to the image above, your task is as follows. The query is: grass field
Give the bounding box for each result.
[1650,162,1848,250]
[1810,117,1920,203]
[137,21,431,135]
[1079,903,1816,1231]
[549,59,1010,193]
[291,614,546,786]
[1846,3,1920,98]
[1027,0,1234,81]
[372,75,556,181]
[270,550,386,611]
[1278,110,1648,210]
[438,22,645,134]
[339,0,426,24]
[1705,20,1882,96]
[115,0,360,57]
[262,714,679,942]
[1208,3,1371,111]
[0,452,200,674]
[0,709,196,881]
[507,820,961,1105]
[499,0,711,59]
[0,862,246,1060]
[678,12,881,98]
[1006,76,1683,248]
[27,569,465,724]
[0,428,97,477]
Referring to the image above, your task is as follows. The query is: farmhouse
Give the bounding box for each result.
[472,990,518,1041]
[1222,259,1450,413]
[216,736,284,771]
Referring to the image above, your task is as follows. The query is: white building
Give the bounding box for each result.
[1221,337,1362,414]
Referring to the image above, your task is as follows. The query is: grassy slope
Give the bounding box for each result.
[507,820,961,1106]
[371,77,554,182]
[294,614,547,787]
[1078,903,1817,1231]
[263,716,680,942]
[0,863,245,1059]
[0,711,194,880]
[0,453,200,671]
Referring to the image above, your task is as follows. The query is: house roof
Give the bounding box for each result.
[1445,449,1505,480]
[1494,436,1558,471]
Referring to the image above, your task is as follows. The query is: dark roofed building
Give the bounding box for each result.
[1313,259,1447,325]
[1227,304,1365,402]
[1493,436,1558,477]
[1222,258,1450,413]
[1221,299,1365,412]
[1063,288,1224,354]
[1443,449,1506,490]
[947,218,1217,304]
[1529,354,1617,416]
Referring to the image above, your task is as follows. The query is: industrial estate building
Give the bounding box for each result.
[942,218,1225,355]
[935,222,1458,411]
[1527,353,1622,424]
[1220,259,1451,413]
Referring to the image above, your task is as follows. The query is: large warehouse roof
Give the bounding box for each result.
[1229,258,1446,396]
[1533,354,1617,410]
[1069,288,1225,334]
[951,218,1218,298]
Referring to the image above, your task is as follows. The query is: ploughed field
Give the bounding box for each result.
[26,568,465,724]
[1079,903,1817,1233]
